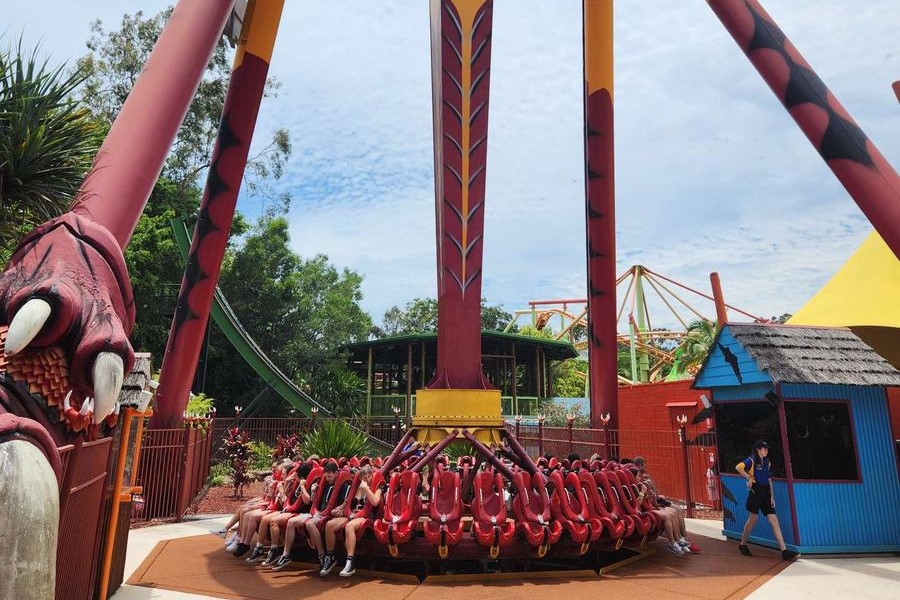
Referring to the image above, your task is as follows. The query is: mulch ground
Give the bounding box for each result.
[186,482,267,517]
[128,530,791,600]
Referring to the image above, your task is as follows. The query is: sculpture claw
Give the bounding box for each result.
[5,298,52,356]
[92,352,124,424]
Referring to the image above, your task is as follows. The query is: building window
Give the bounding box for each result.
[784,401,858,481]
[715,402,782,476]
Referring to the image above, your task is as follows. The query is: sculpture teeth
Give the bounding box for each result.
[5,298,52,356]
[93,352,124,424]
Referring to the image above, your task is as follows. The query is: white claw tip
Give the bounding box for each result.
[80,397,94,416]
[93,352,125,424]
[5,298,52,356]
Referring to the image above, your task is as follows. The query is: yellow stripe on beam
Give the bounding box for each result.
[234,0,285,69]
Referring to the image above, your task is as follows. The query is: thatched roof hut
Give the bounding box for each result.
[727,323,900,387]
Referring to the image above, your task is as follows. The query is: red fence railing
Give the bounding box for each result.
[511,423,721,517]
[209,417,400,460]
[133,425,213,523]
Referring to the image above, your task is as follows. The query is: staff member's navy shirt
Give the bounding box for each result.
[738,455,771,485]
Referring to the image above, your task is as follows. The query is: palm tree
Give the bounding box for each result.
[678,319,719,372]
[0,40,102,261]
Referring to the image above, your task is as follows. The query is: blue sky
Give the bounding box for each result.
[9,1,899,330]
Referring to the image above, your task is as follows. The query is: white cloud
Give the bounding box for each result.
[8,0,899,330]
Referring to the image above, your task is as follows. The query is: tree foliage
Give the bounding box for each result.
[77,8,290,195]
[204,210,372,415]
[380,297,515,337]
[0,40,103,260]
[538,398,590,428]
[677,319,719,371]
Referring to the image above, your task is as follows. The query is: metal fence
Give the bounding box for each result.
[511,422,721,517]
[132,425,214,523]
[209,417,401,461]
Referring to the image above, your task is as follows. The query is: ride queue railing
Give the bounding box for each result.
[510,421,722,518]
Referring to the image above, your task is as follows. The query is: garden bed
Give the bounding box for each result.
[185,480,266,516]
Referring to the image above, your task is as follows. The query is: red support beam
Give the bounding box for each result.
[153,1,286,428]
[428,0,495,390]
[708,0,900,260]
[583,0,618,428]
[71,0,235,247]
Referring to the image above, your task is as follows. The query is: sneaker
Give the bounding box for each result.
[339,557,356,577]
[261,547,282,567]
[688,542,702,553]
[319,554,336,576]
[680,544,692,554]
[739,544,752,556]
[214,528,228,537]
[782,549,799,561]
[232,543,251,558]
[245,546,267,563]
[668,542,685,556]
[271,555,292,572]
[677,537,690,547]
[224,533,238,547]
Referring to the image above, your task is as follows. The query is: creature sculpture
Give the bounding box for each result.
[0,1,236,597]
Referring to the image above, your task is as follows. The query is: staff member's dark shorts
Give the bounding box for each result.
[746,483,775,515]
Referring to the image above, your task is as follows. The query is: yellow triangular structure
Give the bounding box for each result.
[788,231,900,367]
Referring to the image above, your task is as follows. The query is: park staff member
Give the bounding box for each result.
[736,440,799,561]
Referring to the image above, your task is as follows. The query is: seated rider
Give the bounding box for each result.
[320,465,385,577]
[306,462,352,572]
[633,456,697,556]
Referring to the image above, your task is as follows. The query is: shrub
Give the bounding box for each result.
[273,433,301,462]
[247,440,275,471]
[301,419,370,459]
[186,392,215,417]
[443,441,476,462]
[207,462,231,487]
[221,427,251,498]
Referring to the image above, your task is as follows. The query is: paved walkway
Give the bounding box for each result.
[112,517,900,600]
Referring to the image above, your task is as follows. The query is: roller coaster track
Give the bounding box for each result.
[170,219,330,415]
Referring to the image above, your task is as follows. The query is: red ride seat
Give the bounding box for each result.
[511,471,563,557]
[373,470,422,556]
[310,469,354,527]
[282,464,323,513]
[423,468,464,557]
[603,469,653,541]
[593,470,637,539]
[548,470,602,554]
[472,471,516,558]
[333,470,386,544]
[579,470,626,546]
[613,469,662,540]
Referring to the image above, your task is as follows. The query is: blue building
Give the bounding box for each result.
[694,323,900,554]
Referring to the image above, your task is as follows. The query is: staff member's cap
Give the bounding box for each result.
[753,440,769,450]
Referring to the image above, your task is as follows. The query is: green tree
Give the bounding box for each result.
[380,297,514,336]
[204,210,372,415]
[77,8,290,195]
[678,319,719,371]
[550,358,588,398]
[382,298,438,335]
[0,40,103,261]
